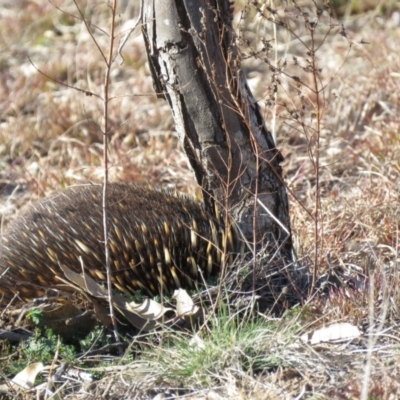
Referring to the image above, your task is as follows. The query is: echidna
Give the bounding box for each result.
[0,183,234,302]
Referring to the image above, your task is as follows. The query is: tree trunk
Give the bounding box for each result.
[141,0,292,263]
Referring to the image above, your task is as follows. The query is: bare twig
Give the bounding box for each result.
[101,0,121,351]
[28,57,102,100]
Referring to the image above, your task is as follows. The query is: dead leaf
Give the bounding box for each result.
[58,264,108,298]
[173,288,199,317]
[309,323,361,344]
[58,264,174,331]
[173,289,203,324]
[11,362,45,390]
[125,298,174,321]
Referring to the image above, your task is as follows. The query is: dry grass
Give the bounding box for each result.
[0,0,197,227]
[0,0,400,398]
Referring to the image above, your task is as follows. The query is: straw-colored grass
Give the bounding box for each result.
[0,0,399,398]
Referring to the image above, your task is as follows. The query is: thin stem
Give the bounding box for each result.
[271,0,278,145]
[310,27,321,294]
[73,0,108,63]
[102,0,121,350]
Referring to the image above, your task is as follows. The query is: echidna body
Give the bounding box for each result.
[0,184,229,302]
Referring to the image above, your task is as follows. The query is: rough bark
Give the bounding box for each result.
[141,0,292,261]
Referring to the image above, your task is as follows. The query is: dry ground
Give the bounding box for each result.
[0,0,399,399]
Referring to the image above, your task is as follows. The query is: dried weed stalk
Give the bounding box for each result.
[32,0,125,347]
[238,0,357,291]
